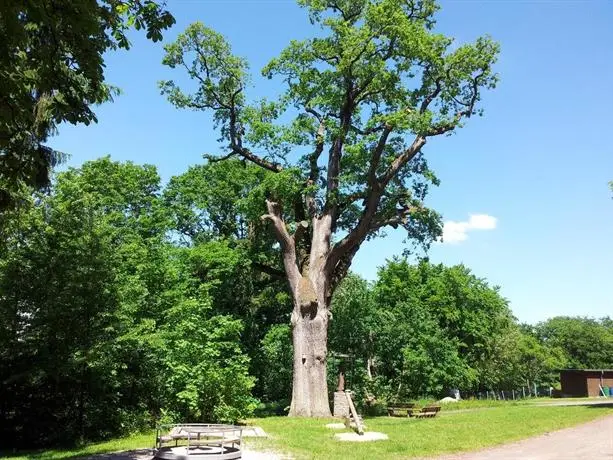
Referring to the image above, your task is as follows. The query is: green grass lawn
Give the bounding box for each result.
[4,403,611,460]
[245,405,613,459]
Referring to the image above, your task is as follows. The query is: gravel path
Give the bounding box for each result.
[441,400,613,416]
[531,399,613,408]
[431,414,613,460]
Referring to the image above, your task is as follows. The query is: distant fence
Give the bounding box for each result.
[459,386,553,400]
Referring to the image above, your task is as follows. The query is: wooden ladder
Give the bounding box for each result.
[344,390,364,435]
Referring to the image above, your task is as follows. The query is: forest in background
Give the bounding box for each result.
[1,157,611,448]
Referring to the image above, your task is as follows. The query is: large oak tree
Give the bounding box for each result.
[161,0,499,416]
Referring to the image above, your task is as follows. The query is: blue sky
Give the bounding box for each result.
[48,0,613,323]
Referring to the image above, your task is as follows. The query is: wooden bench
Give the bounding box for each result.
[387,402,416,417]
[412,405,441,418]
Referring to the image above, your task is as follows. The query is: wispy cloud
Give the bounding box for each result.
[440,214,497,244]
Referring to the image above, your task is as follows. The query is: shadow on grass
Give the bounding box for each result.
[76,448,153,460]
[1,448,153,460]
[585,402,613,409]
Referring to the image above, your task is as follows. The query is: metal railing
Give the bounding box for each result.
[154,423,243,460]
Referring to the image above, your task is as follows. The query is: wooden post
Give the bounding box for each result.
[345,391,364,435]
[337,361,346,392]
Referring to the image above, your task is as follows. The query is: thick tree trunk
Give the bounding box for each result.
[289,293,331,416]
[288,217,333,417]
[263,202,334,417]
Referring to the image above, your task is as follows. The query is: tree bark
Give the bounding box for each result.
[289,295,331,416]
[263,201,335,417]
[288,216,333,417]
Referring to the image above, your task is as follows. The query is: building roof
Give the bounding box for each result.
[557,369,613,373]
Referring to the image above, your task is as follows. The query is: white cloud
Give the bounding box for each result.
[440,214,497,244]
[467,214,497,230]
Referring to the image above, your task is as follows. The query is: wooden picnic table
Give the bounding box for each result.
[157,424,242,448]
[387,402,416,417]
[413,405,441,418]
[187,428,239,446]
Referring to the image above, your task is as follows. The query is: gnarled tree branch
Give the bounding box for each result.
[232,146,283,172]
[380,135,427,186]
[368,125,393,187]
[252,262,286,280]
[261,199,300,291]
[369,205,420,232]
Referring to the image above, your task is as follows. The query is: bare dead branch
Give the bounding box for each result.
[261,200,292,247]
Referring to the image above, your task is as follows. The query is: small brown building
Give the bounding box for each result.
[559,369,613,397]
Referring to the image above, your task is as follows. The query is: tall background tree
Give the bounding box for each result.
[0,1,175,209]
[534,317,613,370]
[372,260,513,398]
[160,0,499,416]
[0,158,256,447]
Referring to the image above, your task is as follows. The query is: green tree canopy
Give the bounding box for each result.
[164,160,270,244]
[0,1,175,208]
[372,259,514,395]
[535,316,613,370]
[0,158,256,446]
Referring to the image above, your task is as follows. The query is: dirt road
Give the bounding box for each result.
[434,414,613,460]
